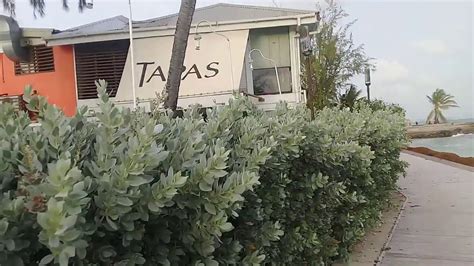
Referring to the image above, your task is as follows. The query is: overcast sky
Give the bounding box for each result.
[2,0,473,121]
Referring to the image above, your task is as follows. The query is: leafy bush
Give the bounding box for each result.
[0,83,407,265]
[356,99,406,116]
[231,101,408,264]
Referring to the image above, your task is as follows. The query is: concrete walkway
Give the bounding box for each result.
[382,153,474,265]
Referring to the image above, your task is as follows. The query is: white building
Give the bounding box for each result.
[2,3,319,112]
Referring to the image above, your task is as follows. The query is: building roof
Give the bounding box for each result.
[134,3,312,28]
[49,3,314,40]
[51,15,129,40]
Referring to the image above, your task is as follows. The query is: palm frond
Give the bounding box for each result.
[29,0,46,18]
[442,99,458,106]
[2,0,16,16]
[62,0,69,11]
[426,110,435,123]
[439,104,459,110]
[438,111,447,123]
[426,95,434,104]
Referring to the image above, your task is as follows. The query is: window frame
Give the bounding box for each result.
[249,26,293,96]
[252,66,292,96]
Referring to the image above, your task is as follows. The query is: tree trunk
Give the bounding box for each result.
[163,0,197,111]
[304,56,317,118]
[434,109,439,124]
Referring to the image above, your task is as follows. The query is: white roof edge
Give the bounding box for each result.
[46,12,316,44]
[21,28,54,38]
[138,3,313,24]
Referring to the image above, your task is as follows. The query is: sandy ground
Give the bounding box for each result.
[407,123,474,139]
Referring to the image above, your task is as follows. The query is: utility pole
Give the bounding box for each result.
[128,0,137,109]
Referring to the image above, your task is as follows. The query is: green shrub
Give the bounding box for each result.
[356,99,406,116]
[232,102,408,264]
[0,82,407,265]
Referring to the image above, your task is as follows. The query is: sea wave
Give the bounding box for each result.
[452,133,474,137]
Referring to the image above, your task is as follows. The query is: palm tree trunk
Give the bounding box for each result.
[434,109,440,124]
[163,0,197,111]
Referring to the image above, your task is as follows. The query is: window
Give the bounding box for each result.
[253,67,292,95]
[14,46,54,75]
[249,27,292,95]
[75,40,129,100]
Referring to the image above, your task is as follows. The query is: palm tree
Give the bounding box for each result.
[338,84,362,110]
[164,0,197,111]
[426,88,459,124]
[2,0,87,17]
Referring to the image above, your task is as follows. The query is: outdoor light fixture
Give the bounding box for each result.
[248,49,282,100]
[365,67,371,102]
[85,0,94,9]
[194,20,235,92]
[194,34,202,50]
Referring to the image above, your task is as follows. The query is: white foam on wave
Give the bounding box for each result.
[451,133,474,137]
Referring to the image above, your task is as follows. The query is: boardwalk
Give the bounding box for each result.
[382,153,474,265]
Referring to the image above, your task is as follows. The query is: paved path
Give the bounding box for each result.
[382,153,474,265]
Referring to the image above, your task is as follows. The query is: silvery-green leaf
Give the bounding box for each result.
[128,176,150,186]
[39,254,54,266]
[147,202,161,213]
[116,197,134,207]
[62,229,81,242]
[219,222,233,232]
[106,216,119,231]
[199,182,212,192]
[154,124,164,134]
[48,237,60,248]
[204,203,216,215]
[0,218,8,235]
[62,215,78,230]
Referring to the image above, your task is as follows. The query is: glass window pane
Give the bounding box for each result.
[249,27,291,69]
[253,67,292,95]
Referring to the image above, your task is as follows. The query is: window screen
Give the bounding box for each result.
[75,40,129,100]
[14,46,54,75]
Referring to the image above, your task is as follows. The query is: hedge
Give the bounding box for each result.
[0,82,408,265]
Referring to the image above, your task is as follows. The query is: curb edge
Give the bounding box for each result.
[375,190,408,266]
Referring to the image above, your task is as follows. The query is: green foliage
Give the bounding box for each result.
[338,84,363,110]
[302,2,372,112]
[357,99,406,117]
[426,88,459,124]
[231,100,408,264]
[0,82,407,265]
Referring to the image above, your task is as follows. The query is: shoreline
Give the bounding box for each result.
[407,122,474,139]
[405,146,474,167]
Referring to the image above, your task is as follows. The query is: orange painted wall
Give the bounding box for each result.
[0,45,77,116]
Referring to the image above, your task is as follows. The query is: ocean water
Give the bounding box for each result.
[412,118,474,126]
[411,134,474,157]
